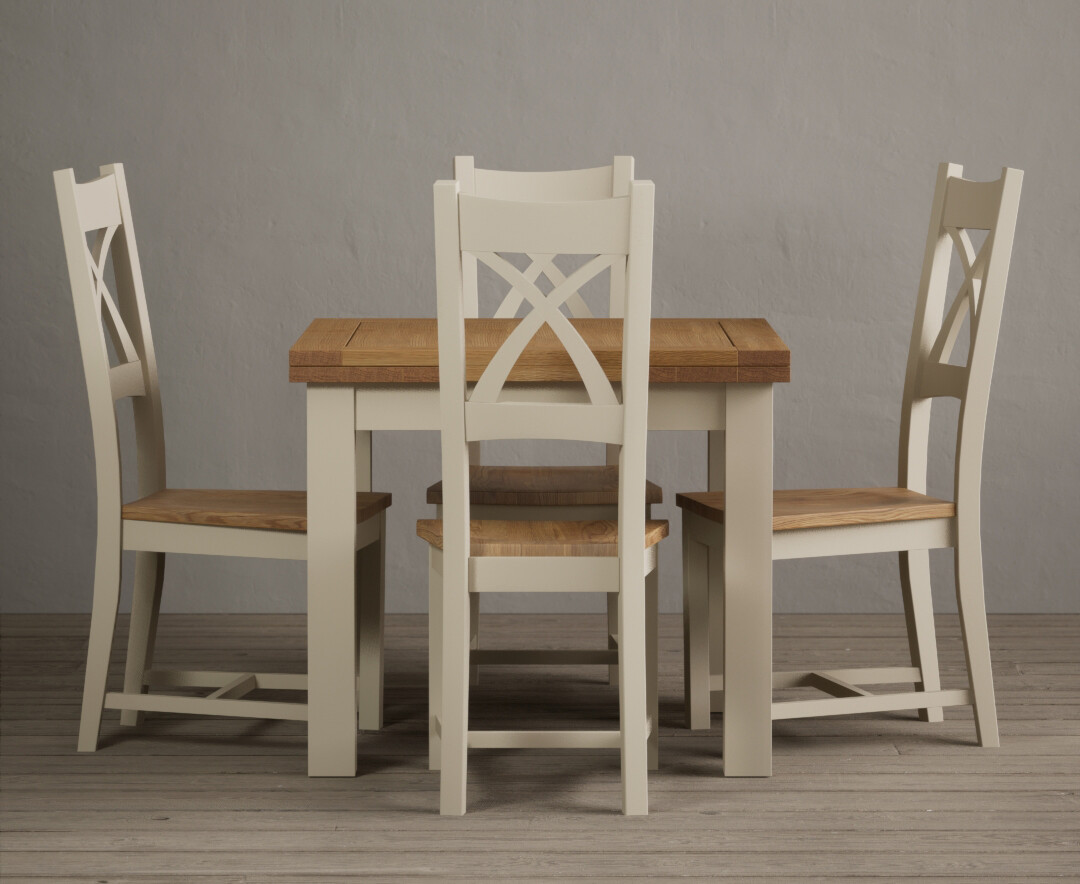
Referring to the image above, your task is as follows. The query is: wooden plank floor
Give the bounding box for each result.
[1,613,1078,881]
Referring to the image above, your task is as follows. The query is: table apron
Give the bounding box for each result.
[350,382,728,432]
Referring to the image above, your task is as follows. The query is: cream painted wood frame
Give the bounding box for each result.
[680,164,1023,750]
[54,165,389,761]
[449,156,643,688]
[420,179,661,815]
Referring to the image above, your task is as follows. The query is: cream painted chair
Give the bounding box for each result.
[55,164,391,752]
[419,178,664,814]
[678,164,1023,746]
[426,157,661,686]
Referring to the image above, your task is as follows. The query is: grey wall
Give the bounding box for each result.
[2,0,1078,615]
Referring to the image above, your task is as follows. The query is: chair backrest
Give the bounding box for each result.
[454,156,634,319]
[898,163,1023,516]
[55,164,166,526]
[433,178,655,561]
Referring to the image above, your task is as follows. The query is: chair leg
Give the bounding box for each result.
[428,549,442,771]
[440,554,471,815]
[708,536,725,715]
[78,532,123,752]
[607,592,620,686]
[617,573,649,815]
[683,530,711,730]
[357,514,385,731]
[119,551,165,727]
[899,549,943,723]
[469,593,480,686]
[646,568,659,770]
[955,532,999,747]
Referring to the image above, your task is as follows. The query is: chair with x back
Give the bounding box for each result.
[425,157,662,687]
[55,163,391,752]
[677,163,1023,745]
[418,176,665,814]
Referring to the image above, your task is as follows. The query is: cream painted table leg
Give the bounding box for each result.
[721,383,773,777]
[306,384,359,777]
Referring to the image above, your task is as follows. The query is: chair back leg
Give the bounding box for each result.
[954,534,1000,746]
[439,553,471,815]
[78,532,124,752]
[617,572,650,815]
[428,549,443,771]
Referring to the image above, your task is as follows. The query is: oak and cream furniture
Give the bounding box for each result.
[55,164,391,762]
[291,316,788,781]
[417,177,663,815]
[678,164,1023,747]
[425,157,661,686]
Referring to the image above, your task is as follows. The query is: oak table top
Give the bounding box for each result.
[290,318,790,385]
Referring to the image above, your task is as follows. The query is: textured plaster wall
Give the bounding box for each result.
[2,0,1078,614]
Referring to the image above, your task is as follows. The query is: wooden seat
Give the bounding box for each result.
[675,487,955,532]
[416,518,668,556]
[427,466,662,507]
[55,163,391,752]
[123,489,391,532]
[677,163,1023,747]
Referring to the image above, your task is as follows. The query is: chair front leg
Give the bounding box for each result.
[120,550,165,727]
[607,592,620,686]
[469,593,480,686]
[357,513,386,732]
[899,548,943,723]
[682,523,711,730]
[708,535,725,715]
[646,566,659,770]
[428,548,443,771]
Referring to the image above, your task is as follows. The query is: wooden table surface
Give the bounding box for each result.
[290,317,790,384]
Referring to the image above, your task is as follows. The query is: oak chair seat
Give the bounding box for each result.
[426,466,662,507]
[122,489,392,533]
[675,487,955,533]
[417,518,669,557]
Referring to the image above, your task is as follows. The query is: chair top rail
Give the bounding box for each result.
[459,155,633,202]
[459,193,631,257]
[72,173,123,233]
[941,175,1006,231]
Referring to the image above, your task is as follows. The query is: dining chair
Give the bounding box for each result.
[418,177,665,814]
[426,157,661,687]
[55,163,392,751]
[677,163,1023,747]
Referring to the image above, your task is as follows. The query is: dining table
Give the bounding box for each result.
[289,316,790,778]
